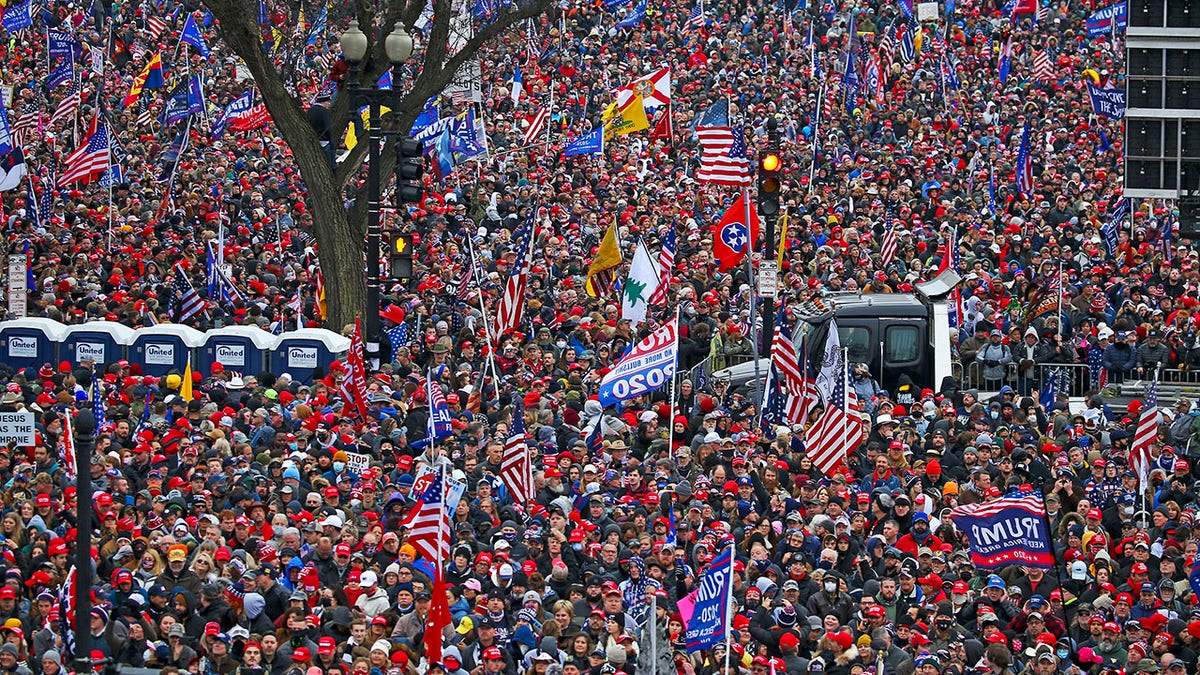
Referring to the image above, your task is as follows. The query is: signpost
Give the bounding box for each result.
[759,260,778,298]
[6,255,26,318]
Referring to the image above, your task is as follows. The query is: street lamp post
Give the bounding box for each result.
[71,409,96,675]
[340,19,413,368]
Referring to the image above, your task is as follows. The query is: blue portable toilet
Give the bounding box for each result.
[129,325,206,377]
[0,318,68,374]
[200,326,280,377]
[61,322,136,371]
[272,329,350,385]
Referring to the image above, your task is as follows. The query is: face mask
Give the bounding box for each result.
[990,412,999,420]
[556,340,567,349]
[1056,649,1069,660]
[824,581,837,593]
[503,531,517,541]
[935,620,951,630]
[573,543,583,552]
[818,560,833,570]
[333,461,345,473]
[289,443,299,450]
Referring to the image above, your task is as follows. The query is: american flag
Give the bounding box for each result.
[91,379,107,436]
[898,23,915,61]
[880,217,899,266]
[1015,119,1034,198]
[1131,378,1158,495]
[687,2,704,28]
[524,19,540,62]
[172,263,206,321]
[696,126,751,186]
[647,226,675,306]
[494,205,536,336]
[146,15,169,41]
[398,470,451,563]
[878,28,895,78]
[10,102,40,150]
[805,352,862,478]
[59,123,110,185]
[48,82,81,127]
[501,401,535,505]
[523,107,549,146]
[387,322,410,351]
[135,97,155,129]
[337,318,370,421]
[1032,49,1054,83]
[60,413,76,483]
[772,311,820,425]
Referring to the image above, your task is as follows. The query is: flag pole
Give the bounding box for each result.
[723,539,734,675]
[1056,258,1063,339]
[744,186,763,427]
[668,305,681,460]
[466,226,502,410]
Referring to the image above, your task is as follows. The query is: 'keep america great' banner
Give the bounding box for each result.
[948,490,1055,569]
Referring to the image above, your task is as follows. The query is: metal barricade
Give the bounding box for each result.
[957,361,1018,391]
[1034,363,1095,398]
[1160,368,1200,384]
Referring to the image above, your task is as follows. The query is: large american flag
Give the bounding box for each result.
[172,263,206,321]
[494,205,536,336]
[399,470,450,563]
[59,413,77,482]
[773,312,820,425]
[805,354,862,477]
[10,102,41,150]
[687,2,704,28]
[145,15,169,41]
[696,126,751,186]
[647,225,675,306]
[501,402,535,505]
[523,107,549,146]
[1032,49,1054,83]
[59,123,110,185]
[1131,378,1159,494]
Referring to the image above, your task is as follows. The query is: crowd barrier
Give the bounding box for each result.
[0,319,350,384]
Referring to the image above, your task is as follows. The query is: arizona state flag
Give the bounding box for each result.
[123,53,164,107]
[602,93,650,141]
[712,192,760,271]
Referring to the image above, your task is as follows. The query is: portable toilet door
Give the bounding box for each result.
[61,322,136,371]
[0,318,67,374]
[129,325,206,377]
[200,326,280,378]
[271,328,351,385]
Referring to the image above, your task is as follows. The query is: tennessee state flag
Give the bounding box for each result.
[712,192,759,271]
[123,53,164,107]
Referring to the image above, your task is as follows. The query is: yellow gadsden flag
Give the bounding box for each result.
[345,105,392,151]
[602,93,650,141]
[180,361,194,402]
[586,220,623,297]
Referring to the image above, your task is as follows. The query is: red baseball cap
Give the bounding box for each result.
[324,486,340,499]
[1132,562,1149,575]
[204,622,220,636]
[483,647,504,661]
[1102,622,1121,634]
[1086,508,1103,520]
[318,637,336,655]
[1116,593,1133,605]
[292,648,311,662]
[335,543,351,557]
[867,605,886,618]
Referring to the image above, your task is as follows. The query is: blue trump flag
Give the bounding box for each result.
[1087,2,1126,38]
[685,544,733,652]
[1102,199,1128,257]
[1039,368,1059,410]
[2,0,32,32]
[179,13,210,58]
[949,490,1055,569]
[617,0,646,28]
[563,126,603,156]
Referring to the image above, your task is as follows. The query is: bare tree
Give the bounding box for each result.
[202,0,552,330]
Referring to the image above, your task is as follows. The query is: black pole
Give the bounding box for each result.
[1038,489,1073,636]
[72,409,96,673]
[759,117,781,356]
[365,97,383,370]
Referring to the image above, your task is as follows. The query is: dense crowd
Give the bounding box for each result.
[0,0,1194,674]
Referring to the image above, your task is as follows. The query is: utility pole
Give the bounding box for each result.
[757,117,782,355]
[72,409,96,675]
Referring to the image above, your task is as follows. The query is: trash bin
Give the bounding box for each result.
[129,325,206,377]
[200,326,280,377]
[61,322,135,370]
[0,318,67,374]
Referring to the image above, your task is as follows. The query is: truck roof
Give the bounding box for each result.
[825,292,929,318]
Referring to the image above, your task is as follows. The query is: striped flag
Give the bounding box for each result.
[880,218,899,267]
[647,226,675,306]
[1032,49,1054,82]
[806,345,862,477]
[145,15,168,40]
[60,413,76,483]
[1131,378,1158,495]
[48,82,81,127]
[398,470,450,562]
[91,379,107,435]
[523,107,548,146]
[10,103,40,150]
[172,263,206,321]
[879,27,895,76]
[687,1,704,28]
[501,401,535,505]
[58,123,110,185]
[1015,119,1034,198]
[696,126,751,186]
[772,310,805,397]
[997,37,1013,85]
[494,205,536,336]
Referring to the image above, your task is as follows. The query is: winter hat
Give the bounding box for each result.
[605,644,627,665]
[244,592,266,619]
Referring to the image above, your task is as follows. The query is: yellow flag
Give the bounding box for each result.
[315,271,327,321]
[345,105,393,151]
[603,94,650,141]
[777,214,789,269]
[180,362,194,402]
[586,220,623,297]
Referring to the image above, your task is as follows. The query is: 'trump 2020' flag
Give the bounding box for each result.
[948,490,1054,569]
[684,545,733,653]
[598,318,679,406]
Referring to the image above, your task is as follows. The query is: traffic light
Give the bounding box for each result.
[396,137,425,204]
[390,232,413,283]
[758,152,782,216]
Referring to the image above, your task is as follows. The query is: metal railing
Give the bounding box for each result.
[1035,364,1095,398]
[953,361,1095,397]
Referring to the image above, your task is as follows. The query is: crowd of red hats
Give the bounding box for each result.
[0,0,1195,675]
